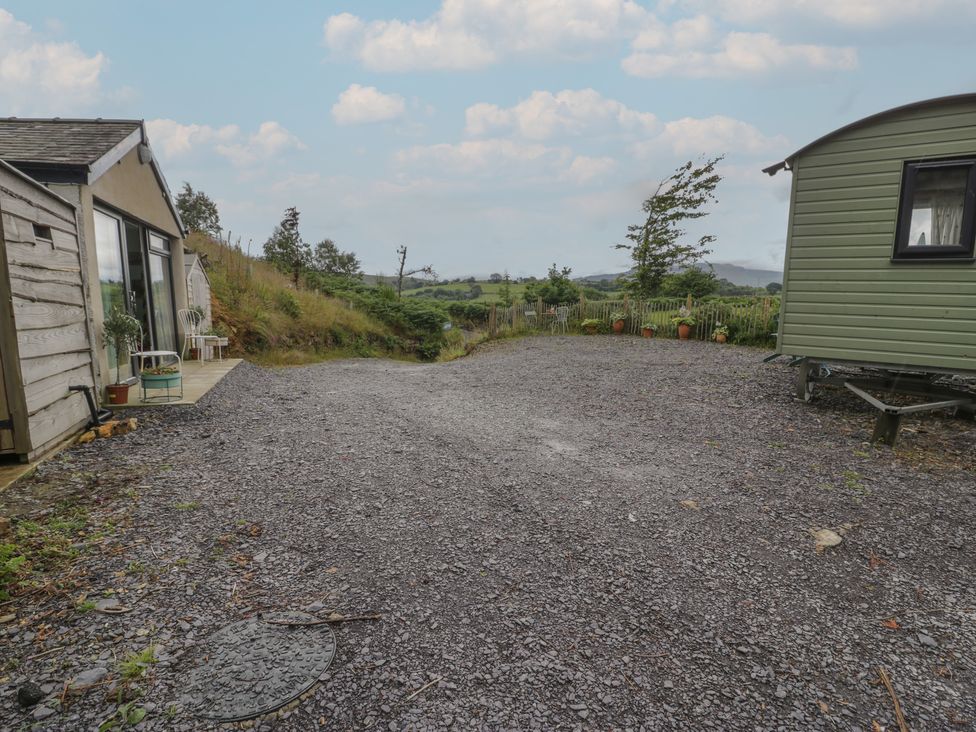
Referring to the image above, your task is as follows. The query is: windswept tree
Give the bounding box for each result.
[175,182,221,237]
[660,266,719,298]
[395,245,436,299]
[616,156,723,300]
[264,206,311,286]
[313,239,362,278]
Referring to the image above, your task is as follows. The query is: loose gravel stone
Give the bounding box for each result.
[0,337,974,730]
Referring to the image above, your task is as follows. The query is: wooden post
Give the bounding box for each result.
[489,303,497,337]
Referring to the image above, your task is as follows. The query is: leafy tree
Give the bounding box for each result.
[175,182,221,236]
[498,271,514,306]
[616,156,723,299]
[264,206,311,286]
[660,267,719,298]
[489,272,502,283]
[524,264,580,305]
[313,239,361,278]
[766,281,783,295]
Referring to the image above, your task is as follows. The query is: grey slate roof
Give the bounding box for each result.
[0,118,141,167]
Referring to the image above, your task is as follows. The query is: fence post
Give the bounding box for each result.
[489,303,497,336]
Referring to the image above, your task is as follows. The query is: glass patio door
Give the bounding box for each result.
[94,208,177,381]
[94,210,132,382]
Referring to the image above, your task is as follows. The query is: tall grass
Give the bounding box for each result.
[187,233,398,363]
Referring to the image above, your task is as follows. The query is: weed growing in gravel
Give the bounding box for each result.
[98,701,147,730]
[75,598,97,613]
[1,504,91,599]
[842,470,872,501]
[172,501,200,511]
[119,645,157,680]
[126,560,147,576]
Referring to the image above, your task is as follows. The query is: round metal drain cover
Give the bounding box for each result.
[185,611,336,722]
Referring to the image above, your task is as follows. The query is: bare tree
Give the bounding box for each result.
[395,245,436,299]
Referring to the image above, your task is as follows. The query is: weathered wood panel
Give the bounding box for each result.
[779,96,976,373]
[19,351,92,386]
[1,163,96,458]
[16,322,90,359]
[26,392,90,456]
[13,298,87,330]
[24,364,94,416]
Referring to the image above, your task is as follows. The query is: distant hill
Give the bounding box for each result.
[577,261,782,287]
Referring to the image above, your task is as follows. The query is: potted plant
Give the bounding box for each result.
[140,364,181,389]
[609,311,627,334]
[640,322,658,338]
[712,324,730,344]
[102,305,141,405]
[581,318,602,335]
[671,314,697,340]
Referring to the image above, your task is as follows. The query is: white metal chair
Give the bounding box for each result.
[177,309,220,362]
[551,306,569,333]
[124,315,183,402]
[523,304,537,326]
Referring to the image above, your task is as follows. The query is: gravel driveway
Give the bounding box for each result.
[2,336,975,730]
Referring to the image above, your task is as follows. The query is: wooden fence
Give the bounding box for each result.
[486,296,779,344]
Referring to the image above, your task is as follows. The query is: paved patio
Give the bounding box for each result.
[118,358,243,407]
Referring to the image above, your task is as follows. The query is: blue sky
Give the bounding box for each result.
[2,2,975,278]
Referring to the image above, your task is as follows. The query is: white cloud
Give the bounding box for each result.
[0,9,107,113]
[704,0,974,27]
[332,84,406,125]
[395,138,614,185]
[638,115,788,156]
[623,31,856,78]
[146,119,304,167]
[145,119,239,157]
[323,0,653,71]
[465,89,657,140]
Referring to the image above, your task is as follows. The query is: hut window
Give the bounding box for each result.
[32,223,53,243]
[894,159,976,260]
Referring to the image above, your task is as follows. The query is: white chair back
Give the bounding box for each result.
[177,308,202,336]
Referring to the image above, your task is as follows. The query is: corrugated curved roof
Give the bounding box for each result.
[762,93,976,176]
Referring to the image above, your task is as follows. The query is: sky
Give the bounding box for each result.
[1,1,975,278]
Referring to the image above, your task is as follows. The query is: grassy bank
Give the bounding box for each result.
[187,233,404,364]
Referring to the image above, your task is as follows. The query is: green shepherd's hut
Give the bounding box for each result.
[764,94,976,442]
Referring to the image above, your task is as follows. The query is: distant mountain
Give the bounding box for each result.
[577,261,782,287]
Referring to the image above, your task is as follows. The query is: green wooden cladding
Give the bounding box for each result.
[779,97,976,373]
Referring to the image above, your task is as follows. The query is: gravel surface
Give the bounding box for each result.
[1,335,974,731]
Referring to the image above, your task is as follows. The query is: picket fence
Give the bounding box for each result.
[485,296,778,344]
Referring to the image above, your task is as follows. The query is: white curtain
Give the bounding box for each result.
[931,197,963,245]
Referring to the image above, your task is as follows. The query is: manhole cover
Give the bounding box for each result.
[185,611,336,722]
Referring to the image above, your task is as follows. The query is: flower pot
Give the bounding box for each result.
[715,333,727,344]
[612,319,625,334]
[677,323,692,340]
[583,325,598,335]
[189,347,200,360]
[641,327,655,338]
[105,383,130,405]
[141,373,182,389]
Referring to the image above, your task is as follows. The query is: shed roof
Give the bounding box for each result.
[0,118,141,167]
[762,93,976,176]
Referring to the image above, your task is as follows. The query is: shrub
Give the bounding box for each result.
[275,290,301,319]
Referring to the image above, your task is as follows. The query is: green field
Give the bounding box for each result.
[403,280,622,303]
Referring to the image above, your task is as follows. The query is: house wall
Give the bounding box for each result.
[780,97,976,373]
[0,164,96,460]
[51,146,188,391]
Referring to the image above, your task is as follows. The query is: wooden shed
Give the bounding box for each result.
[765,94,976,380]
[185,252,212,330]
[0,160,97,461]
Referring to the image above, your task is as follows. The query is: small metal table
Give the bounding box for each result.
[132,350,183,403]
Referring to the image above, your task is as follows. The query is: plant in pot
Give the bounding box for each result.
[711,323,730,344]
[671,314,697,340]
[580,318,603,335]
[140,364,181,389]
[640,322,658,338]
[609,311,627,334]
[102,305,141,405]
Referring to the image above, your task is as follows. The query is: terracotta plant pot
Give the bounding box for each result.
[677,324,692,340]
[641,327,655,338]
[715,333,728,344]
[612,319,625,334]
[583,325,598,335]
[189,347,200,360]
[106,383,130,405]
